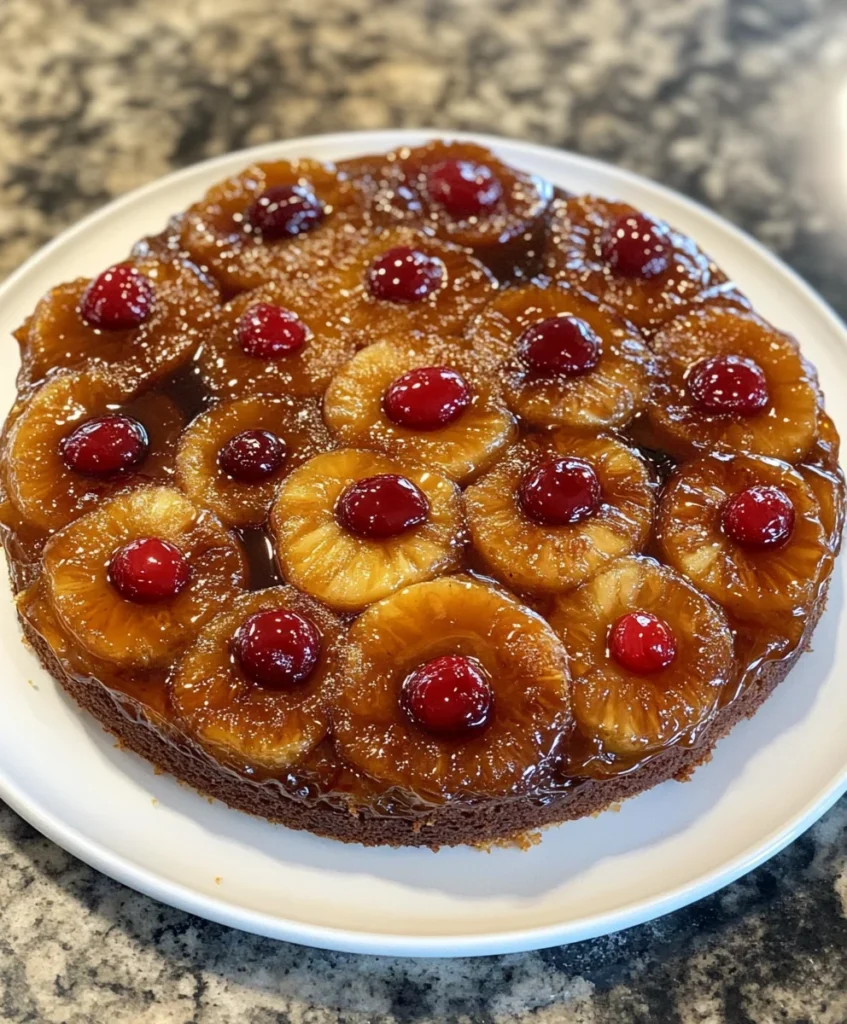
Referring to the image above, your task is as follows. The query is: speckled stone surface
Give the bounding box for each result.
[2,0,847,1020]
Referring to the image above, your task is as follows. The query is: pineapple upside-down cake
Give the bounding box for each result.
[2,141,843,847]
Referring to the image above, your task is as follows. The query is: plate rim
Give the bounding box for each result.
[2,128,846,957]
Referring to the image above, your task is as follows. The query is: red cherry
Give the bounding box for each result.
[60,415,148,476]
[218,430,287,483]
[233,609,321,689]
[237,303,308,359]
[519,457,601,526]
[336,474,429,539]
[402,654,493,737]
[601,214,670,279]
[245,184,325,240]
[426,160,503,219]
[722,485,795,548]
[108,537,190,604]
[383,366,472,431]
[687,355,769,416]
[518,316,602,378]
[609,612,677,674]
[80,264,155,330]
[367,246,445,303]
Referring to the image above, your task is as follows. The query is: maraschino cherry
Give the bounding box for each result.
[601,214,670,279]
[336,475,429,539]
[246,184,325,239]
[722,485,795,548]
[687,355,769,416]
[233,609,321,689]
[61,415,149,476]
[609,612,677,673]
[367,247,444,303]
[383,366,471,430]
[426,160,503,219]
[109,537,190,604]
[518,316,602,378]
[219,430,287,483]
[519,457,601,526]
[402,654,493,737]
[237,303,308,359]
[80,264,155,330]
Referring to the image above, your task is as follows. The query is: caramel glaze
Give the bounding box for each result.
[4,328,842,822]
[3,169,844,827]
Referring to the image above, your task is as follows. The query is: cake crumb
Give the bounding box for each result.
[591,802,622,818]
[214,876,222,885]
[475,830,542,853]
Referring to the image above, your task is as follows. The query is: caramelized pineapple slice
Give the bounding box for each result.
[17,253,219,388]
[658,452,827,646]
[275,225,497,344]
[196,279,358,400]
[176,395,333,527]
[549,555,734,757]
[322,338,516,483]
[270,449,465,612]
[464,282,654,430]
[43,486,246,668]
[798,412,845,556]
[170,588,345,772]
[465,431,654,594]
[647,305,819,463]
[3,367,183,533]
[179,158,368,292]
[542,195,740,333]
[332,575,570,801]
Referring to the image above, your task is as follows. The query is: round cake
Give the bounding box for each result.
[1,140,842,848]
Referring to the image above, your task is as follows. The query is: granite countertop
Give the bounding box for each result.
[2,0,847,1020]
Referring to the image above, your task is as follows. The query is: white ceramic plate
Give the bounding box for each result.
[1,130,845,957]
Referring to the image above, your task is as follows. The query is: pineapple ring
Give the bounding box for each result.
[175,395,333,527]
[647,305,819,463]
[465,431,655,594]
[170,587,345,772]
[464,282,654,430]
[799,412,845,556]
[43,486,247,668]
[322,338,516,483]
[16,576,172,715]
[549,555,734,758]
[270,449,465,612]
[179,158,368,292]
[196,279,358,400]
[3,367,184,534]
[658,452,828,642]
[278,225,497,344]
[17,253,219,388]
[332,575,570,801]
[542,195,738,333]
[340,140,552,255]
